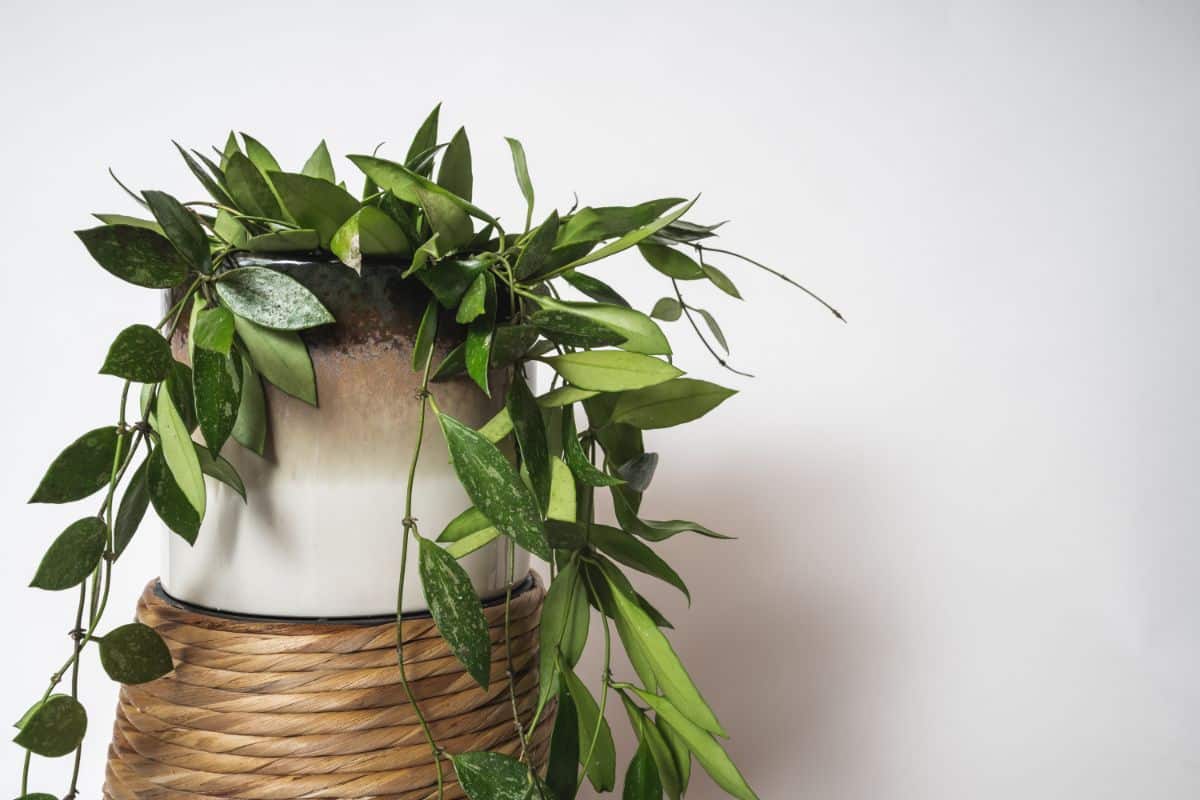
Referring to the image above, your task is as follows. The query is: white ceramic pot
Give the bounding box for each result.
[160,255,529,618]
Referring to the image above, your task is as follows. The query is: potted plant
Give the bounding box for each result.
[14,104,840,800]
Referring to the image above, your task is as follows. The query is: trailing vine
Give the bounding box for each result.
[14,104,840,800]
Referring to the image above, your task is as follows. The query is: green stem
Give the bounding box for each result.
[504,539,529,762]
[671,279,754,378]
[698,245,845,322]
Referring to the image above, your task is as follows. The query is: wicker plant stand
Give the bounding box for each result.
[103,574,551,800]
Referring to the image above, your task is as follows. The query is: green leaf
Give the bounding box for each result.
[157,383,205,516]
[465,273,496,395]
[514,210,559,279]
[507,378,551,513]
[546,688,580,799]
[93,213,162,233]
[456,273,489,324]
[113,457,149,558]
[147,446,200,544]
[224,151,282,219]
[412,298,439,372]
[477,408,513,444]
[561,199,687,246]
[557,197,698,273]
[650,297,683,321]
[437,507,495,544]
[220,131,240,169]
[695,308,729,353]
[419,256,486,309]
[100,324,171,383]
[12,695,86,758]
[242,229,321,253]
[610,379,736,430]
[30,427,123,504]
[231,353,267,454]
[700,262,741,298]
[143,190,211,272]
[173,141,234,208]
[99,622,173,684]
[590,524,689,601]
[75,225,189,289]
[657,716,692,794]
[268,171,360,247]
[561,405,622,487]
[504,137,535,229]
[633,691,757,800]
[437,127,473,200]
[418,538,491,688]
[233,316,316,405]
[538,385,601,408]
[30,517,106,591]
[638,244,704,280]
[406,103,441,175]
[450,751,534,800]
[436,412,549,560]
[348,155,498,226]
[195,442,246,500]
[417,184,474,252]
[404,233,440,278]
[240,133,282,174]
[193,346,241,455]
[547,455,576,522]
[616,453,658,493]
[532,297,667,354]
[214,210,248,247]
[445,528,501,559]
[543,352,682,392]
[217,267,334,331]
[530,309,627,348]
[193,306,236,355]
[620,693,682,800]
[624,740,664,800]
[537,558,590,712]
[301,140,336,183]
[559,654,616,792]
[561,271,631,308]
[331,206,412,273]
[610,487,730,542]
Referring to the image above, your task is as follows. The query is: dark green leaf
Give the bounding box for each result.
[406,103,441,176]
[347,155,498,226]
[143,190,211,271]
[544,519,588,551]
[638,244,704,280]
[533,297,668,355]
[616,453,658,493]
[100,324,171,383]
[700,262,741,298]
[418,256,486,309]
[233,316,316,405]
[514,210,559,279]
[561,405,623,487]
[30,427,123,504]
[507,378,551,513]
[230,353,267,455]
[465,273,496,395]
[75,225,189,289]
[92,213,162,233]
[611,379,736,430]
[504,137,535,229]
[650,298,683,321]
[633,691,757,800]
[268,171,360,247]
[196,442,246,500]
[451,751,534,800]
[561,271,631,308]
[147,446,200,544]
[611,487,730,542]
[590,523,689,601]
[416,184,474,251]
[492,324,540,365]
[173,140,234,208]
[301,140,336,183]
[560,199,687,246]
[412,298,438,372]
[437,127,473,200]
[224,152,282,219]
[624,740,664,800]
[559,654,616,792]
[193,306,236,355]
[193,346,240,454]
[216,267,334,331]
[559,198,697,273]
[157,383,205,516]
[542,352,682,392]
[99,622,173,684]
[418,538,491,688]
[620,692,682,800]
[220,131,240,169]
[537,558,590,713]
[530,309,627,348]
[12,695,86,758]
[30,517,106,591]
[113,457,149,558]
[242,229,321,253]
[546,688,579,800]
[456,273,489,324]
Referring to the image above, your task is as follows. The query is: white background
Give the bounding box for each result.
[2,1,1198,797]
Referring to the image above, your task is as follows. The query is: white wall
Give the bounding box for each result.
[2,1,1197,797]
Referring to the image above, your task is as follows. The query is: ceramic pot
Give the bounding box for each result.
[161,254,528,617]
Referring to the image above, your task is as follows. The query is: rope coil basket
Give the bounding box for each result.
[104,574,552,799]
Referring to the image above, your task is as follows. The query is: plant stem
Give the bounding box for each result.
[575,568,612,799]
[698,245,846,322]
[671,280,755,378]
[504,539,529,762]
[395,346,445,800]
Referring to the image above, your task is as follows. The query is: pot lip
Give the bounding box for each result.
[154,573,536,626]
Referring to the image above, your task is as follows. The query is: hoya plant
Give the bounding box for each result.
[14,104,840,800]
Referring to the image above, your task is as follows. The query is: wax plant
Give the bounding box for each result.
[14,104,840,800]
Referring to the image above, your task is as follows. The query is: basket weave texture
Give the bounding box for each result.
[103,574,551,799]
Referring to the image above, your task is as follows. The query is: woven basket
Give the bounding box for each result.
[104,574,551,799]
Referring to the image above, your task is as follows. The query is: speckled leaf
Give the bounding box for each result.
[30,517,106,591]
[157,384,205,516]
[562,270,631,308]
[611,379,736,430]
[193,306,236,355]
[530,309,627,349]
[638,244,704,280]
[436,412,549,560]
[146,447,200,544]
[231,353,267,455]
[143,190,211,271]
[301,140,336,183]
[543,352,682,392]
[451,751,535,800]
[30,427,123,504]
[559,654,616,792]
[100,324,171,383]
[437,127,473,200]
[99,622,173,684]
[113,457,149,558]
[233,316,316,405]
[418,538,491,688]
[75,225,189,289]
[13,695,86,758]
[216,267,334,331]
[533,297,668,355]
[507,379,551,513]
[268,171,360,247]
[193,346,241,455]
[224,152,282,219]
